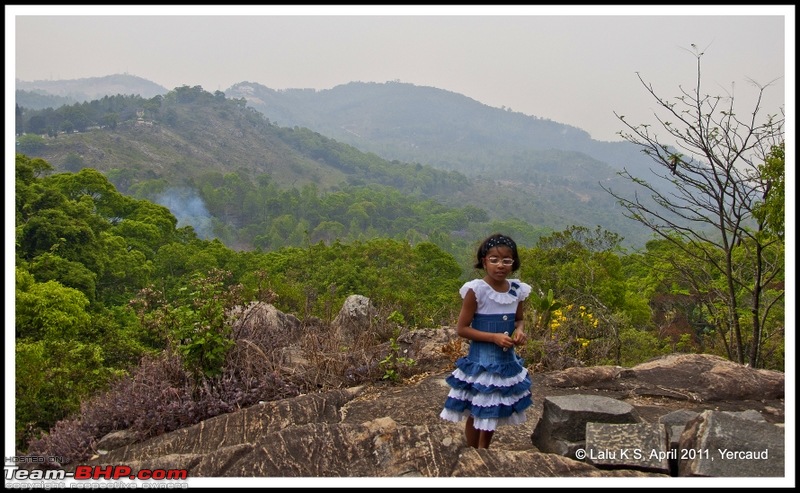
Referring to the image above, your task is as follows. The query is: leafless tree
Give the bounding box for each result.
[603,46,785,367]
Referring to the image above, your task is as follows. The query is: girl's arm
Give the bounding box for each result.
[456,289,513,349]
[512,300,527,345]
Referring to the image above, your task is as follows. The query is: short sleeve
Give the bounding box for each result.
[459,279,484,299]
[510,280,532,302]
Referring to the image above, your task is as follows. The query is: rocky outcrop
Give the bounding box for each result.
[82,383,656,478]
[60,303,786,480]
[332,294,378,344]
[532,397,784,477]
[76,333,784,479]
[541,353,784,402]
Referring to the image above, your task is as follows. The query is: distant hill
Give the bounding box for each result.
[14,86,469,195]
[15,74,168,109]
[14,89,77,111]
[14,76,658,249]
[223,81,668,244]
[223,80,654,177]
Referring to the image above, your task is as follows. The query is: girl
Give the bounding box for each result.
[439,233,532,449]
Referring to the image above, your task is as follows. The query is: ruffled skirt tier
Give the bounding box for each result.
[440,315,532,431]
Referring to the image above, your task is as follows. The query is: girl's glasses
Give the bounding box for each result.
[487,257,514,266]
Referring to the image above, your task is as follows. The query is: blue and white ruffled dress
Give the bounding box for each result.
[440,279,533,431]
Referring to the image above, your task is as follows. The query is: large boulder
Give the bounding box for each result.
[678,410,785,477]
[332,294,378,344]
[531,395,641,458]
[543,353,784,403]
[632,354,784,401]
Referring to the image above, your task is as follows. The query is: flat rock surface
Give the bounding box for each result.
[341,367,785,453]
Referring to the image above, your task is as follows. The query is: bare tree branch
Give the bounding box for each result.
[603,47,784,366]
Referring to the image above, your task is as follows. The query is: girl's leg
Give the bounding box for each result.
[477,430,495,449]
[465,416,479,447]
[465,416,495,448]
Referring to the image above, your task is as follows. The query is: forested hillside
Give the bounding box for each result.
[226,80,668,247]
[15,83,654,250]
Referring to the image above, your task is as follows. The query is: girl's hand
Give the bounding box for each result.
[512,331,527,346]
[495,332,514,349]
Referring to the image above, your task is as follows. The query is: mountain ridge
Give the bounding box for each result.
[15,74,658,248]
[16,73,168,102]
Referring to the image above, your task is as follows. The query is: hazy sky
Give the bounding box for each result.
[8,5,793,143]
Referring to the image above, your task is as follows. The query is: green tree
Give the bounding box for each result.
[63,152,86,172]
[60,120,74,134]
[15,267,124,448]
[311,220,346,245]
[27,252,98,303]
[95,232,153,305]
[15,154,55,226]
[47,168,128,222]
[753,142,785,239]
[25,114,47,135]
[102,112,119,129]
[15,267,90,341]
[520,226,640,365]
[16,339,121,449]
[131,269,242,379]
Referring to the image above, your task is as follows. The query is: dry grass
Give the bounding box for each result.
[23,301,409,467]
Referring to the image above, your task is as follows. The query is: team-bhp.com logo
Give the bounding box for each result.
[7,466,188,480]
